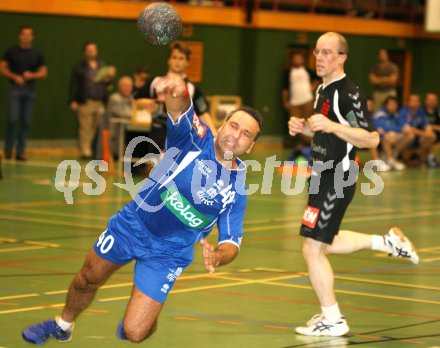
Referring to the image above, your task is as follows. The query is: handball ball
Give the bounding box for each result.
[137,2,182,46]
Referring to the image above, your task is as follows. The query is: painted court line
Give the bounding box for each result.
[0,294,39,301]
[0,246,47,253]
[0,303,64,315]
[261,280,440,305]
[175,316,199,321]
[2,269,438,317]
[218,320,243,325]
[1,206,381,227]
[0,214,102,229]
[335,275,440,292]
[3,269,438,312]
[264,325,289,330]
[0,197,124,210]
[0,238,59,253]
[0,303,107,316]
[0,207,109,222]
[95,275,298,303]
[0,273,230,309]
[245,208,440,232]
[1,207,437,238]
[0,237,18,243]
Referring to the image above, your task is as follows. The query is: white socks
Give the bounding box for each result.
[56,316,73,331]
[321,303,342,323]
[371,234,391,253]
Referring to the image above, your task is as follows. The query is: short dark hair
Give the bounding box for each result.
[19,26,34,34]
[383,95,399,106]
[384,96,398,107]
[169,42,191,60]
[133,64,149,75]
[83,41,97,51]
[225,106,264,141]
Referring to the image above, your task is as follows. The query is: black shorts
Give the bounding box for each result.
[435,131,440,143]
[300,171,356,244]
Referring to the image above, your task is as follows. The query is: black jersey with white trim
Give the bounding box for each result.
[311,75,376,171]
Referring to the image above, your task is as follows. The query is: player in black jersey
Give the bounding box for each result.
[288,32,419,337]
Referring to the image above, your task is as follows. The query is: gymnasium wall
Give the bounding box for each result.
[0,12,437,139]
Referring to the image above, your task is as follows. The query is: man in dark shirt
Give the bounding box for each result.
[150,42,217,138]
[132,64,151,100]
[288,32,419,337]
[69,42,115,159]
[127,43,217,161]
[0,26,47,160]
[369,48,399,112]
[423,92,440,167]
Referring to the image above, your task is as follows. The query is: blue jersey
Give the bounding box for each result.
[373,108,405,134]
[127,102,247,249]
[399,106,429,130]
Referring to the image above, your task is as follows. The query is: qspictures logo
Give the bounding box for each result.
[54,136,388,207]
[160,185,212,229]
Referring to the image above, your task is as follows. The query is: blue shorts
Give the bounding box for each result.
[93,205,194,303]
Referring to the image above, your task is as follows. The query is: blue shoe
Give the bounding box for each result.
[22,317,72,344]
[117,319,128,340]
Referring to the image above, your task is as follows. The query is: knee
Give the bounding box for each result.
[302,238,327,265]
[72,269,101,292]
[302,240,321,263]
[124,321,157,343]
[427,132,436,144]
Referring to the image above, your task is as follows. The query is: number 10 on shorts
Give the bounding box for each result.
[97,229,115,254]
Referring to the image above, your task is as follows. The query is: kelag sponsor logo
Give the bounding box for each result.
[160,186,212,229]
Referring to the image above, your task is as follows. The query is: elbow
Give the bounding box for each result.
[368,131,380,149]
[40,67,48,79]
[357,131,379,149]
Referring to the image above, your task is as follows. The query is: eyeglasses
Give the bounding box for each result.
[313,49,346,57]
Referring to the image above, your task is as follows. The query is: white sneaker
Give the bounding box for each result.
[375,160,391,171]
[295,314,350,337]
[387,159,405,171]
[385,227,419,264]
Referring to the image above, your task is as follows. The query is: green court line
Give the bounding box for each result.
[2,208,437,234]
[245,208,440,232]
[0,205,394,226]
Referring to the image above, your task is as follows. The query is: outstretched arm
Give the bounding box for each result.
[200,239,239,275]
[153,75,191,122]
[308,114,379,149]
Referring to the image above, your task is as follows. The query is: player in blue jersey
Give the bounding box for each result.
[399,94,436,166]
[22,75,263,344]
